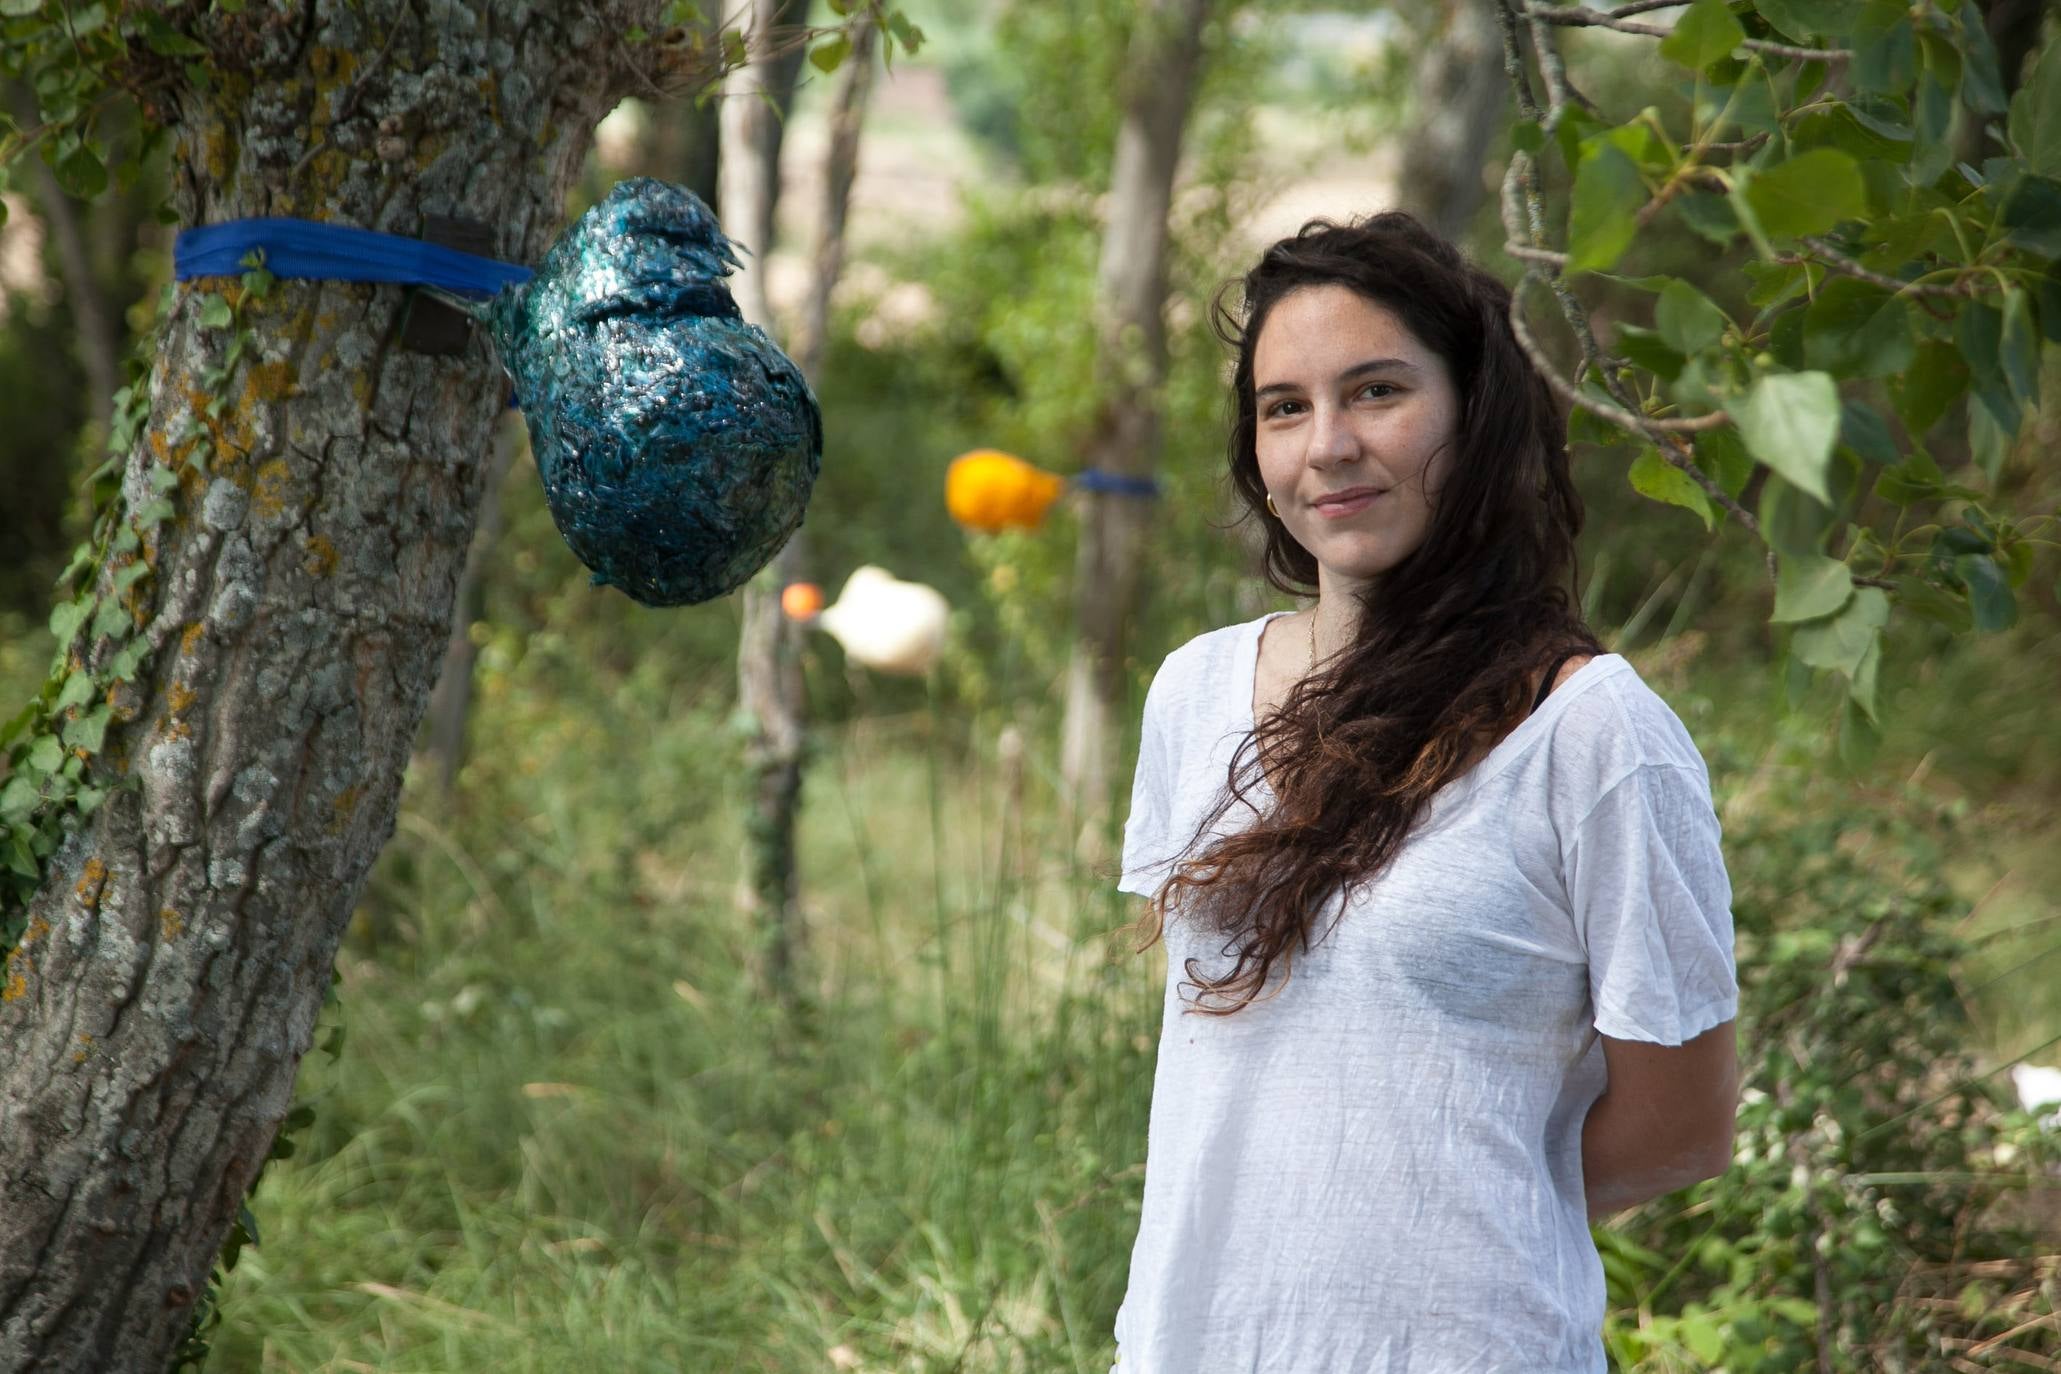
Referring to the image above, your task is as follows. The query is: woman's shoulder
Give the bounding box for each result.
[1544,652,1712,784]
[1146,613,1275,696]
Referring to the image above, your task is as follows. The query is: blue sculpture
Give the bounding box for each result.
[484,178,822,607]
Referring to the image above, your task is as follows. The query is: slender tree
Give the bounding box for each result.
[734,13,883,1008]
[1058,0,1212,819]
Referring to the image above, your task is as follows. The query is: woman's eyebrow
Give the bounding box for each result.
[1255,357,1419,400]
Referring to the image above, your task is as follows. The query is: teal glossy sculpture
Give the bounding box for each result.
[485,178,821,606]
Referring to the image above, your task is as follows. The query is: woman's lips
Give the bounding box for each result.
[1311,489,1385,519]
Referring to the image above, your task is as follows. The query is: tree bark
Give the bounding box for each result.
[1058,0,1211,823]
[718,0,811,329]
[0,4,653,1368]
[732,14,880,1011]
[1393,0,1507,241]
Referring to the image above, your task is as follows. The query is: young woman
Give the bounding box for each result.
[1110,214,1741,1373]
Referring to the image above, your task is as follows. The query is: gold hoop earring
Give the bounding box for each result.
[1265,494,1278,518]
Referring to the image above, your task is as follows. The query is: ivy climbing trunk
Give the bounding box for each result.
[1057,0,1210,828]
[0,4,655,1368]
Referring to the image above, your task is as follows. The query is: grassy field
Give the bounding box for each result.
[138,593,2040,1371]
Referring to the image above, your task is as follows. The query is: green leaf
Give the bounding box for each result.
[1772,553,1855,622]
[48,597,89,645]
[53,672,94,714]
[89,597,130,642]
[2009,41,2061,175]
[887,12,925,55]
[1999,285,2040,408]
[1967,400,2010,484]
[1694,424,1754,497]
[1614,325,1685,381]
[1752,0,1860,45]
[1567,143,1647,274]
[1852,16,1916,95]
[1661,0,1745,68]
[1959,6,2008,115]
[27,735,63,775]
[1890,339,1967,434]
[1955,553,2016,630]
[1734,371,1841,503]
[55,143,107,199]
[809,34,851,74]
[1740,149,1867,239]
[61,705,111,755]
[0,776,40,822]
[2000,173,2061,256]
[1791,585,1888,674]
[1759,471,1838,555]
[1656,282,1729,355]
[1894,573,1972,632]
[1801,279,1913,378]
[1511,119,1545,155]
[0,0,42,17]
[199,295,233,330]
[1840,401,1898,465]
[1673,190,1740,245]
[1629,447,1715,529]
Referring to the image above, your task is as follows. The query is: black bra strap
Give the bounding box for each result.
[1530,651,1583,715]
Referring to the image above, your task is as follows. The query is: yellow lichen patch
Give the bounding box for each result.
[159,908,185,940]
[167,681,198,717]
[2,956,27,1003]
[308,45,359,89]
[328,784,364,835]
[74,859,107,905]
[245,361,296,407]
[305,534,339,578]
[251,459,293,520]
[181,622,205,656]
[20,916,49,947]
[151,430,171,464]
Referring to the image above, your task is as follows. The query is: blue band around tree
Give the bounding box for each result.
[173,218,533,298]
[1074,469,1160,497]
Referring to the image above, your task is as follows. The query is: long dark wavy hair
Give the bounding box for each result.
[1131,212,1605,1017]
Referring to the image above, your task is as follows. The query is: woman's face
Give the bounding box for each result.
[1250,284,1461,602]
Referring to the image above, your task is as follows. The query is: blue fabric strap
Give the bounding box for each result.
[1074,469,1160,497]
[174,217,532,299]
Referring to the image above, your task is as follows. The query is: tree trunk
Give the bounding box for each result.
[718,0,811,329]
[1058,0,1211,826]
[732,14,880,1011]
[1394,0,1507,241]
[0,4,652,1368]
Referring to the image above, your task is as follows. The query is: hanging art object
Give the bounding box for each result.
[485,179,822,606]
[175,177,822,608]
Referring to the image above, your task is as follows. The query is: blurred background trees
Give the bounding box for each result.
[1,0,2058,1368]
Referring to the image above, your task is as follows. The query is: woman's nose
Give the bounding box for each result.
[1306,404,1359,467]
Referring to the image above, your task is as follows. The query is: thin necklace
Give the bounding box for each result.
[1307,609,1318,673]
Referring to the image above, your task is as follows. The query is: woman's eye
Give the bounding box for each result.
[1357,382,1397,401]
[1263,399,1305,419]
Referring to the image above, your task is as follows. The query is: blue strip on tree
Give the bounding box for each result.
[1074,470,1160,497]
[173,217,534,298]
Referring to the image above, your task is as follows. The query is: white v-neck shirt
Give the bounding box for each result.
[1111,612,1737,1374]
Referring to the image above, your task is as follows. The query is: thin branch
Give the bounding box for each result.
[1789,236,1979,300]
[1521,5,1852,60]
[1609,0,1691,13]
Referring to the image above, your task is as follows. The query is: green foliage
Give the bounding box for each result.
[1506,1,2061,745]
[1603,728,2061,1371]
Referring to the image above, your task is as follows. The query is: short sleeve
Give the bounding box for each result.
[1118,664,1176,899]
[1565,761,1738,1045]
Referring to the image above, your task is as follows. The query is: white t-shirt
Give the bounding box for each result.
[1111,611,1738,1374]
